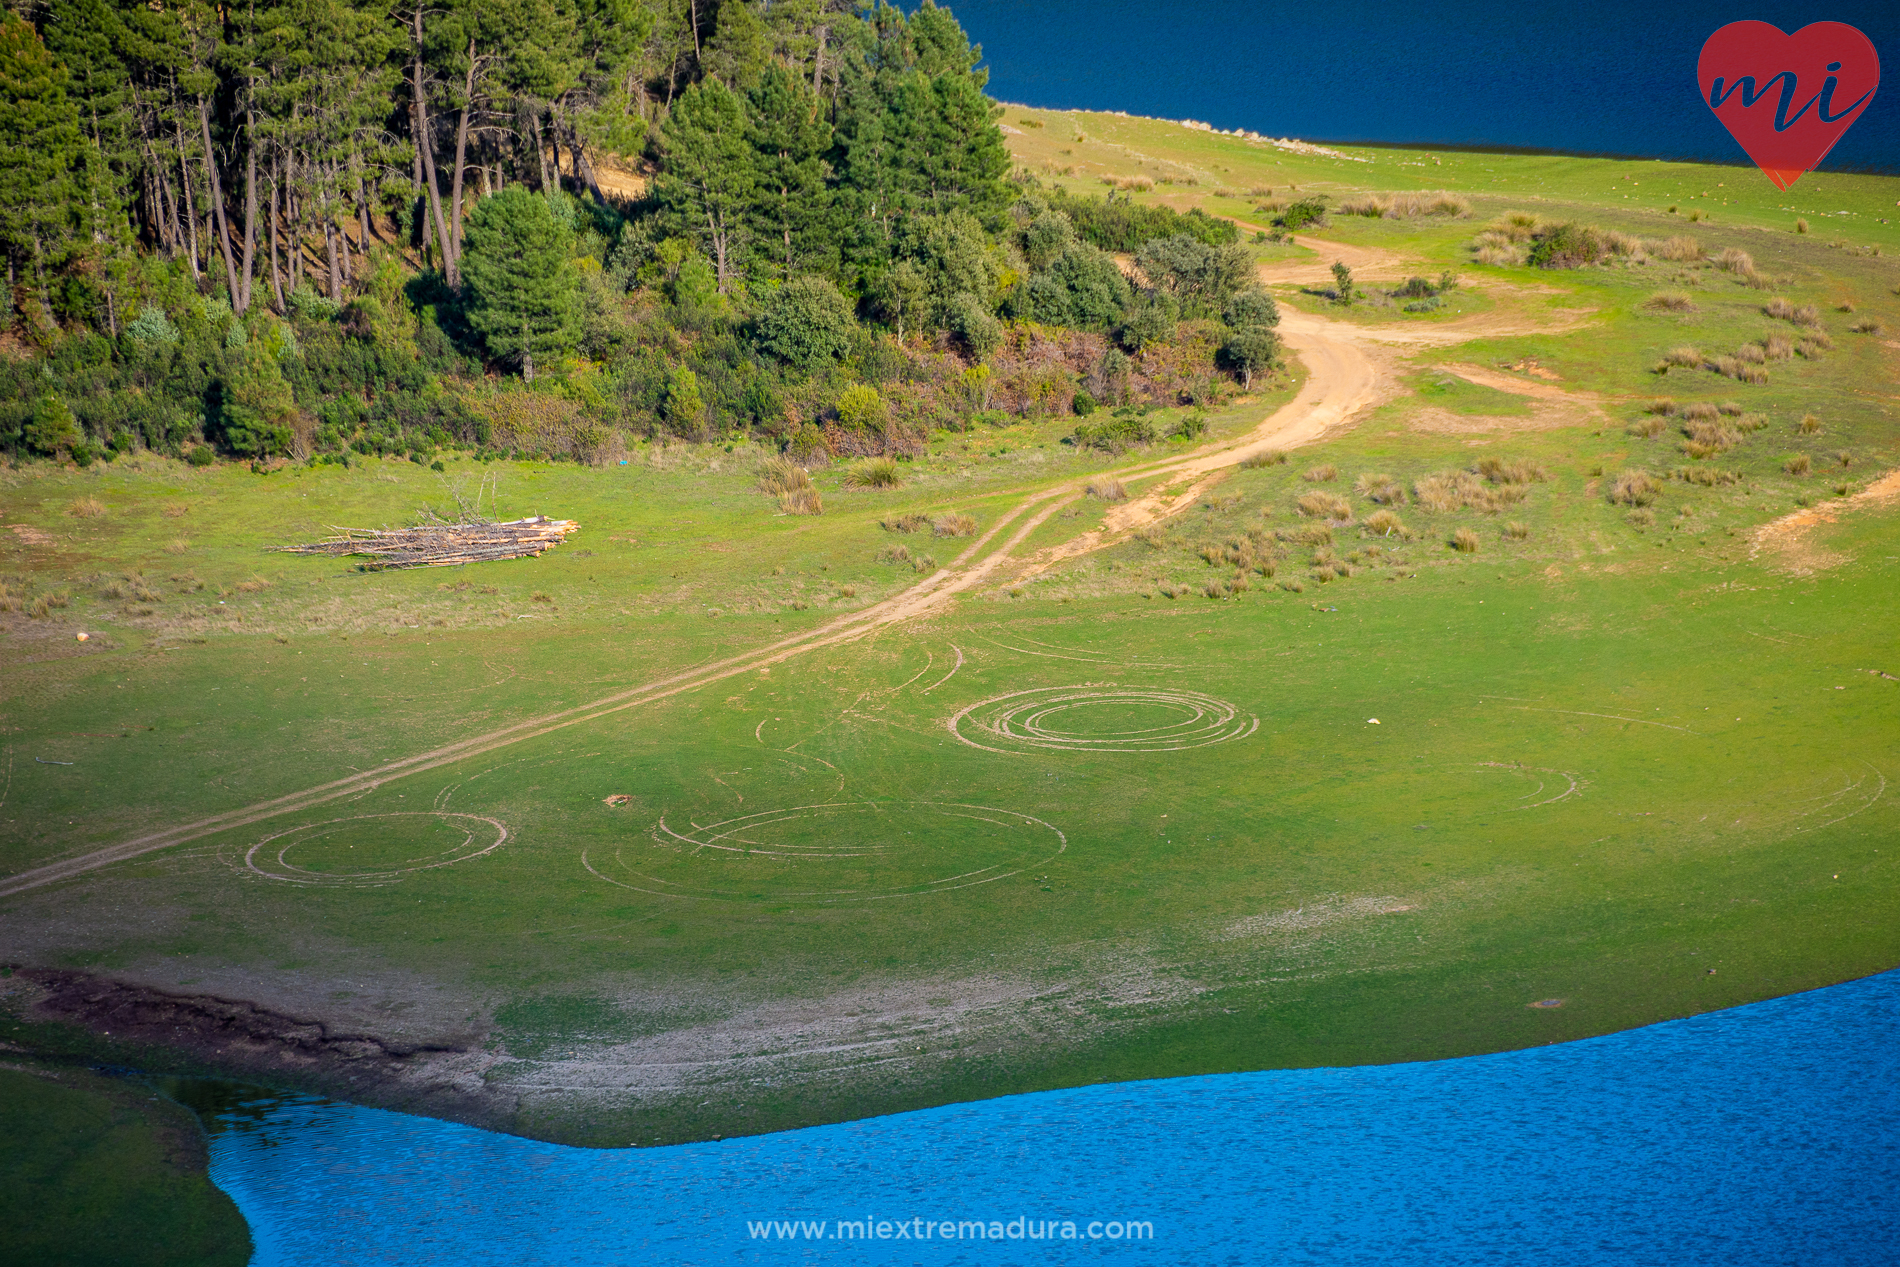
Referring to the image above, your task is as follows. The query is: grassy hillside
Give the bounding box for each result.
[4,114,1898,1153]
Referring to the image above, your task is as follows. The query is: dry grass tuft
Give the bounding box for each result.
[1798,414,1822,435]
[1608,469,1660,506]
[1297,491,1353,521]
[933,512,976,537]
[1503,521,1530,540]
[1414,469,1485,512]
[1680,402,1720,422]
[1834,451,1854,468]
[1085,476,1127,501]
[1662,346,1705,369]
[1712,247,1755,274]
[1352,473,1406,504]
[1474,457,1549,484]
[1626,508,1655,528]
[880,512,931,533]
[1850,317,1885,335]
[1644,291,1696,312]
[1301,464,1338,483]
[233,575,272,594]
[1628,417,1667,438]
[1240,449,1287,469]
[1672,465,1741,487]
[843,457,902,489]
[1449,528,1479,553]
[69,497,106,518]
[1784,454,1811,475]
[164,538,190,555]
[1364,509,1406,537]
[761,457,824,514]
[1651,235,1704,261]
[1760,332,1794,360]
[161,503,190,518]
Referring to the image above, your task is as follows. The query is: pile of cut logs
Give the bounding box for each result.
[276,516,579,570]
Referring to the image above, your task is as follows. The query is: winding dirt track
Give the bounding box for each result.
[0,262,1597,900]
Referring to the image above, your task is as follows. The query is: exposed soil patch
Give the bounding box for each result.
[1751,469,1900,574]
[17,968,506,1127]
[1408,399,1600,434]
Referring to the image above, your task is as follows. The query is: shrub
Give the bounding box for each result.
[1240,450,1286,469]
[756,276,857,369]
[1608,469,1660,505]
[843,457,902,489]
[1280,196,1329,230]
[1072,390,1098,416]
[1222,285,1281,329]
[1365,509,1407,537]
[1527,222,1605,268]
[933,512,977,537]
[1449,528,1479,552]
[1301,464,1337,482]
[69,496,106,518]
[1218,327,1281,389]
[1798,414,1822,434]
[1085,476,1127,501]
[187,446,216,467]
[1072,414,1156,453]
[833,383,888,433]
[1297,491,1353,520]
[1785,454,1811,475]
[1353,473,1405,504]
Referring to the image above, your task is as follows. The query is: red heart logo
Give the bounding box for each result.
[1698,21,1880,190]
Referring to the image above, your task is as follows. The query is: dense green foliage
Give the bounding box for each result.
[0,0,1266,466]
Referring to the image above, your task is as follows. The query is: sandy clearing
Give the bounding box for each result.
[1437,361,1605,401]
[1750,469,1900,573]
[1406,400,1601,434]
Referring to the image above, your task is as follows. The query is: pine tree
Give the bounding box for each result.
[745,65,830,282]
[0,15,85,326]
[460,186,581,381]
[653,78,754,291]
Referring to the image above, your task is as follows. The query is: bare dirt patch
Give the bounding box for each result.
[1751,469,1900,574]
[1408,398,1602,434]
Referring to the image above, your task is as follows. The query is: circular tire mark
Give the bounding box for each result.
[583,801,1067,903]
[948,686,1258,755]
[240,812,509,887]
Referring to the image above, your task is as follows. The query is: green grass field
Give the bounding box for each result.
[5,113,1899,1151]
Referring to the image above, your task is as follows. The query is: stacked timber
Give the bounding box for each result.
[277,516,579,570]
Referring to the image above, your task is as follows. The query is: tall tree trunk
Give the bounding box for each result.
[572,129,606,204]
[356,170,377,243]
[812,25,826,95]
[240,107,258,313]
[268,161,284,310]
[533,111,551,194]
[288,156,302,294]
[323,217,341,302]
[197,97,242,303]
[410,11,458,284]
[177,136,201,282]
[450,43,475,259]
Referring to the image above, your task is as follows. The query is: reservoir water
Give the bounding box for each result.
[195,969,1900,1264]
[948,0,1899,171]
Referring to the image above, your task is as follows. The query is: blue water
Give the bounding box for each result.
[949,0,1899,170]
[198,970,1900,1264]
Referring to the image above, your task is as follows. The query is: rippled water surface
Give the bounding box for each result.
[948,0,1898,169]
[198,969,1900,1264]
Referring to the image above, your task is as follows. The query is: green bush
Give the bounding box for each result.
[1222,286,1280,329]
[1280,197,1329,230]
[1527,222,1606,269]
[1046,189,1239,251]
[835,383,887,432]
[1218,327,1281,388]
[187,445,215,466]
[1072,390,1098,416]
[944,292,1002,360]
[1116,292,1178,351]
[1072,413,1156,453]
[754,275,857,370]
